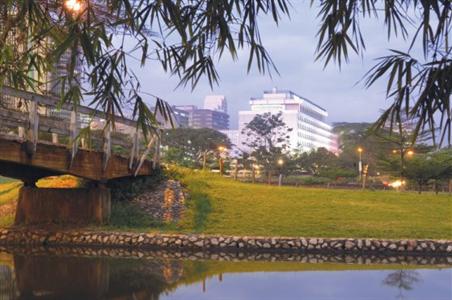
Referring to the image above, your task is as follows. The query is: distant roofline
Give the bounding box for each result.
[262,89,327,112]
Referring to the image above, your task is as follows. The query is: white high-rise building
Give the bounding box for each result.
[238,88,338,153]
[204,95,227,113]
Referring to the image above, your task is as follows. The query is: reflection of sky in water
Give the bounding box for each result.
[163,269,452,300]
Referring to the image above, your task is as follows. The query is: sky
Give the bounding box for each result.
[128,1,417,129]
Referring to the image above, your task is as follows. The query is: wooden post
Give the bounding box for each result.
[152,134,161,169]
[449,179,452,194]
[134,134,156,176]
[103,122,112,170]
[129,129,139,170]
[18,126,25,139]
[27,99,39,153]
[80,137,86,148]
[51,133,59,144]
[69,110,79,162]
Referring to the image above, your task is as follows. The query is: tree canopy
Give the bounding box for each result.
[404,149,452,193]
[161,127,231,168]
[0,0,289,136]
[1,1,450,144]
[241,112,292,182]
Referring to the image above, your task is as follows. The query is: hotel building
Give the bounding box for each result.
[237,88,337,153]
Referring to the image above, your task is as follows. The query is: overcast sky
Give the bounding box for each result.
[129,1,416,129]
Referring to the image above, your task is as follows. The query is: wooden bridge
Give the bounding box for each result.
[0,86,164,225]
[0,86,161,184]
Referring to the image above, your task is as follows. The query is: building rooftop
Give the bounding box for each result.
[258,88,327,112]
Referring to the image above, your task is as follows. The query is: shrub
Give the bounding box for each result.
[299,176,330,185]
[107,168,166,202]
[109,201,160,228]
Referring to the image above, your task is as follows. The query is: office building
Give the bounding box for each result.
[175,96,229,130]
[171,107,190,128]
[204,95,227,113]
[238,88,337,153]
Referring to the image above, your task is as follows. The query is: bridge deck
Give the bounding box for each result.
[0,135,153,182]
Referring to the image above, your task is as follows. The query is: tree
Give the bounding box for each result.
[161,128,231,169]
[298,147,338,176]
[295,147,355,187]
[2,1,450,146]
[404,150,452,193]
[233,150,255,181]
[383,270,421,299]
[241,112,292,184]
[334,122,393,176]
[333,122,433,178]
[314,2,452,147]
[0,0,290,136]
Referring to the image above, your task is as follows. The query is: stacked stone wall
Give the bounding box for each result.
[1,229,451,256]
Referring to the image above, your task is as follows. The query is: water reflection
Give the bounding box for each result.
[0,250,450,300]
[383,270,422,299]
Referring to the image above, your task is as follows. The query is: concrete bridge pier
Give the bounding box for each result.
[14,185,111,225]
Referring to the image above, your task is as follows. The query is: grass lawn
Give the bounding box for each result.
[173,168,452,240]
[0,181,21,227]
[0,170,451,240]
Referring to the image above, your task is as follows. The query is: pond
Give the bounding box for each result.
[0,248,450,300]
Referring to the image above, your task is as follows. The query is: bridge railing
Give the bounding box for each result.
[0,86,163,175]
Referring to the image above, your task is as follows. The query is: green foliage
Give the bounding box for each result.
[319,168,356,181]
[297,147,340,176]
[107,169,166,202]
[0,182,20,227]
[0,177,16,184]
[167,166,213,232]
[404,150,452,193]
[1,1,451,147]
[334,122,385,175]
[109,201,160,229]
[106,169,167,229]
[161,128,231,169]
[0,0,290,138]
[241,112,292,181]
[314,2,452,145]
[333,122,433,177]
[298,176,330,185]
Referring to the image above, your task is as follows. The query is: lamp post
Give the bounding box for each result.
[357,147,363,180]
[277,159,284,186]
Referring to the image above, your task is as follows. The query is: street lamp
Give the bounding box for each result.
[407,150,414,156]
[277,159,284,186]
[357,147,363,180]
[65,0,83,12]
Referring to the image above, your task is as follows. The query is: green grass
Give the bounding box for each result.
[1,169,451,240]
[0,176,16,184]
[108,201,162,230]
[0,181,21,227]
[173,168,452,239]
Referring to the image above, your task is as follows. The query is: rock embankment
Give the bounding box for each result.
[3,244,451,265]
[0,228,451,256]
[131,179,186,222]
